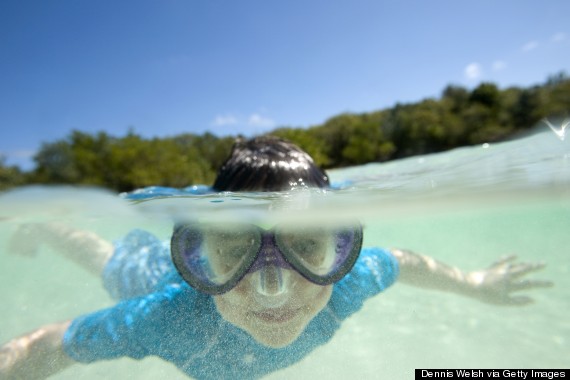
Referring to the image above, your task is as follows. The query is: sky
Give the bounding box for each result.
[1,0,569,170]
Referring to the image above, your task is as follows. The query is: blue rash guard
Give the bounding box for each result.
[63,229,399,380]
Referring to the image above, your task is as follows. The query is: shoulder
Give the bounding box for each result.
[111,229,170,265]
[338,246,399,289]
[354,247,400,285]
[327,247,399,320]
[103,229,175,300]
[114,229,167,251]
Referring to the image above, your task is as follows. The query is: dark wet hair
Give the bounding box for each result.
[212,136,330,192]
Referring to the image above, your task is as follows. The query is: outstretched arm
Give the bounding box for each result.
[0,321,74,380]
[390,249,552,305]
[8,222,114,276]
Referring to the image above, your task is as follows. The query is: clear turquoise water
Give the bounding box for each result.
[0,129,568,379]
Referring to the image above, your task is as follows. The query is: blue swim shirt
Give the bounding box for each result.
[63,230,399,380]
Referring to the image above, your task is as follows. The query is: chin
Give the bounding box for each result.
[248,323,306,348]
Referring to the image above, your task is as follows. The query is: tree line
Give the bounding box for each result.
[1,73,569,192]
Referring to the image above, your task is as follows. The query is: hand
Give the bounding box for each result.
[466,256,553,306]
[7,223,42,257]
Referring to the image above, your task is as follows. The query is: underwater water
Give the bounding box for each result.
[0,128,568,379]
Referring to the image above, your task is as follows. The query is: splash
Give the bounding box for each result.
[542,117,569,141]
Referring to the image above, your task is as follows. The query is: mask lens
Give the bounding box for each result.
[275,224,363,284]
[171,224,261,294]
[276,228,335,275]
[202,226,258,282]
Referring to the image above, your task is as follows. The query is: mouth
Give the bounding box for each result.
[251,307,302,324]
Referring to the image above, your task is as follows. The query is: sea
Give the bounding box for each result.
[0,126,568,379]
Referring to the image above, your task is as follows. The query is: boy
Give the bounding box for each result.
[0,136,550,379]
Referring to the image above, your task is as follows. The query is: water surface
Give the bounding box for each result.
[0,129,568,378]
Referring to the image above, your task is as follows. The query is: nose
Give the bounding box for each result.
[247,235,294,304]
[257,265,288,296]
[250,266,291,308]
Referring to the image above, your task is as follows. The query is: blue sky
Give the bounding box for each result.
[1,0,569,170]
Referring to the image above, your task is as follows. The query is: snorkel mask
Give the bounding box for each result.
[171,222,363,295]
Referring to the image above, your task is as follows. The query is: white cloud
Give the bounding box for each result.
[492,60,507,72]
[10,150,36,159]
[551,32,566,43]
[521,40,539,52]
[0,150,36,169]
[464,62,482,81]
[0,149,34,160]
[247,113,276,128]
[211,114,238,127]
[210,112,276,132]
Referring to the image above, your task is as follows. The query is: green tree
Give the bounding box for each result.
[511,87,543,129]
[0,156,25,191]
[175,132,236,174]
[341,112,395,165]
[385,100,452,157]
[442,85,469,113]
[105,132,214,191]
[19,74,570,190]
[541,76,570,119]
[469,82,501,109]
[463,82,514,143]
[32,140,79,184]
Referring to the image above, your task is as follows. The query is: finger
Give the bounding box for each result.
[7,224,40,257]
[490,255,517,268]
[511,279,554,292]
[7,239,38,257]
[505,295,534,306]
[507,262,547,278]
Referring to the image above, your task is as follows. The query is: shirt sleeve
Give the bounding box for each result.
[328,247,400,320]
[62,283,210,363]
[102,229,180,300]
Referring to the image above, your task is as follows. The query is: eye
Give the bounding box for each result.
[201,226,261,273]
[291,238,321,253]
[280,230,329,266]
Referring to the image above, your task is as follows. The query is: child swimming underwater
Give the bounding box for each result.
[0,136,552,379]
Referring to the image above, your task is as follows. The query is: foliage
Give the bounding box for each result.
[0,156,25,191]
[28,131,220,192]
[3,73,569,192]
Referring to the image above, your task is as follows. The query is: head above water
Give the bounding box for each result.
[212,135,330,192]
[174,136,346,348]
